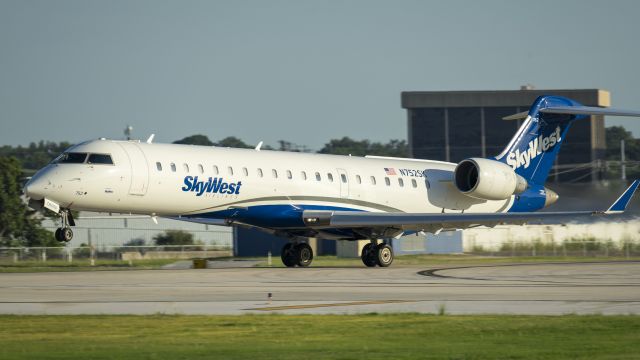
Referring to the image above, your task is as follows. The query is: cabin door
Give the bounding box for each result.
[118,142,149,196]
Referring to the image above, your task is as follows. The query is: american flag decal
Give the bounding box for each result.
[384,168,397,175]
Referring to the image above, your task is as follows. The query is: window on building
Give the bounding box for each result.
[156,162,162,171]
[412,179,417,188]
[243,167,248,176]
[301,171,307,180]
[315,172,321,181]
[286,170,292,179]
[398,178,404,187]
[385,177,391,186]
[370,176,377,185]
[198,164,204,174]
[170,163,176,172]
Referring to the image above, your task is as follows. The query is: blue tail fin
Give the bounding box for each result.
[494,96,587,185]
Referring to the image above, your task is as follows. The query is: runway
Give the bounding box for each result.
[1,261,639,315]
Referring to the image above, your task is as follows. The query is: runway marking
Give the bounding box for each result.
[246,300,415,311]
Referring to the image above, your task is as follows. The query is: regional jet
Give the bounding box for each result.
[24,95,640,267]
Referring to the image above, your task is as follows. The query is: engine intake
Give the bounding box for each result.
[454,158,528,200]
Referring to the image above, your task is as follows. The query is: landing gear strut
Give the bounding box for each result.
[281,242,314,267]
[361,240,393,267]
[55,210,75,243]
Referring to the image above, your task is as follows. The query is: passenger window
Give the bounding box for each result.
[56,152,88,164]
[398,178,404,187]
[183,164,189,172]
[301,171,307,180]
[385,177,391,186]
[356,175,361,184]
[228,166,234,175]
[341,174,347,183]
[315,172,321,181]
[257,168,263,177]
[412,179,418,188]
[156,162,162,171]
[272,169,278,178]
[286,170,292,179]
[170,163,176,172]
[213,165,219,175]
[243,167,249,176]
[198,164,204,174]
[87,154,113,165]
[327,173,334,182]
[370,176,376,185]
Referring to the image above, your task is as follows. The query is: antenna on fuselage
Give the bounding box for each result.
[255,141,263,151]
[146,134,155,144]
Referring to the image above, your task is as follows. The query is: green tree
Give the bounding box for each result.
[0,156,57,247]
[215,136,252,148]
[319,137,409,157]
[0,141,71,173]
[173,135,214,146]
[153,230,194,246]
[606,126,640,179]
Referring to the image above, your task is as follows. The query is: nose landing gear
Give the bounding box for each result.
[55,209,75,243]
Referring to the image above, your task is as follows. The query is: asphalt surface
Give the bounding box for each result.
[1,261,639,315]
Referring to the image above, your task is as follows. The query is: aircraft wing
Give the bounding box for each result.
[301,180,640,232]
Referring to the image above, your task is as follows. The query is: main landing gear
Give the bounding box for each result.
[281,242,314,267]
[55,209,75,243]
[361,240,394,267]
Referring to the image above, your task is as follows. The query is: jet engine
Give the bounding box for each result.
[454,158,528,201]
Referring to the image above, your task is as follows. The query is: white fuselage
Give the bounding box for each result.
[25,139,513,220]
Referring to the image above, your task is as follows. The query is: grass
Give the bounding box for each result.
[0,314,638,359]
[0,259,177,273]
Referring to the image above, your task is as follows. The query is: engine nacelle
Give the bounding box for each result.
[454,158,528,200]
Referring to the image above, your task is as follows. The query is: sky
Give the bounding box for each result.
[1,0,639,150]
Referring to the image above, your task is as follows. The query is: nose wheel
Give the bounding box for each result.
[55,209,75,243]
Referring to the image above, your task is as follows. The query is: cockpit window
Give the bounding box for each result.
[55,152,88,164]
[87,154,114,165]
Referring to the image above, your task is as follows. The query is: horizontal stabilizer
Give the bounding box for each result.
[539,106,640,117]
[606,180,640,213]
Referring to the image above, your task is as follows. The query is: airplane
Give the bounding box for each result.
[23,95,640,268]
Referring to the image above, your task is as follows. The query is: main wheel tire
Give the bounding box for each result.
[54,228,63,242]
[61,227,74,242]
[295,243,313,267]
[376,243,393,267]
[281,243,298,267]
[361,243,377,267]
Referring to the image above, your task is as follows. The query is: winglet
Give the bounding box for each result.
[606,180,640,213]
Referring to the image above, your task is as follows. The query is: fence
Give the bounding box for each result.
[0,245,232,264]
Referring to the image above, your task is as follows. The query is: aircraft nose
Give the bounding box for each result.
[24,174,50,201]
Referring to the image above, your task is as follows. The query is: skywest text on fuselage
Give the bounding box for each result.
[182,176,242,196]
